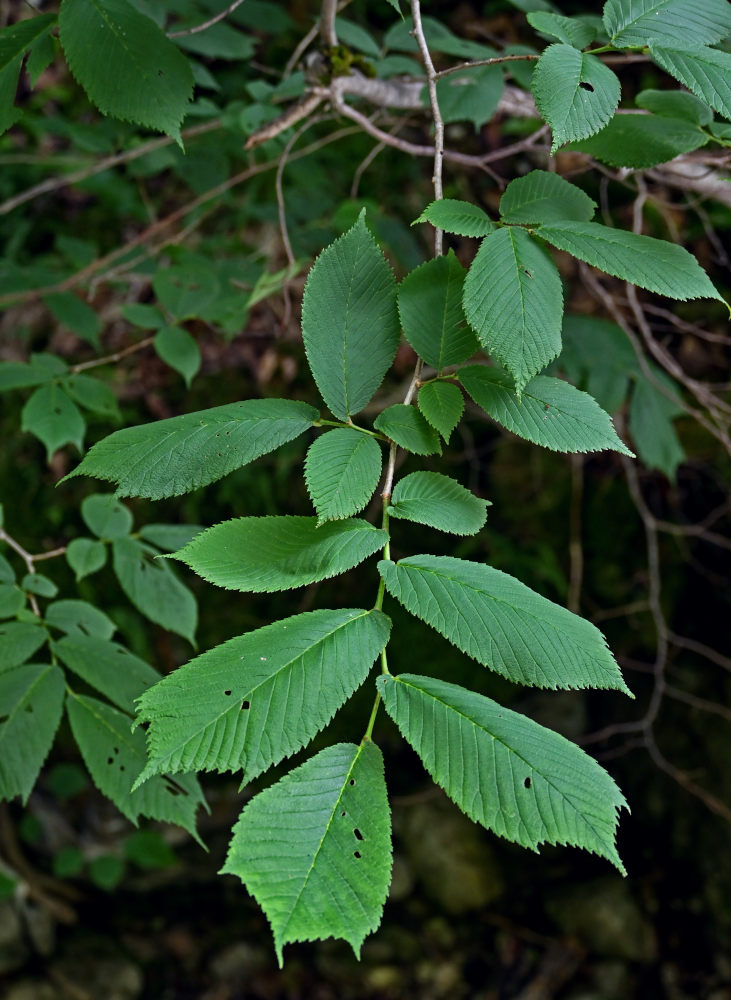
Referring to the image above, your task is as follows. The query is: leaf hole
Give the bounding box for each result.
[0,716,8,725]
[524,776,532,789]
[340,811,346,818]
[353,851,362,859]
[119,765,125,772]
[54,408,62,415]
[224,689,232,696]
[353,828,363,841]
[24,704,33,713]
[579,81,594,92]
[241,700,250,711]
[349,779,355,786]
[107,757,114,765]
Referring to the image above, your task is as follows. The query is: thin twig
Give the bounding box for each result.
[167,0,247,38]
[70,336,155,374]
[567,453,584,613]
[320,0,338,46]
[435,52,537,79]
[411,0,444,256]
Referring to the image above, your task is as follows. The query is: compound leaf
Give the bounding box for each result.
[305,429,382,524]
[64,398,318,499]
[373,405,441,456]
[463,227,563,396]
[58,0,194,142]
[66,692,206,839]
[134,608,391,783]
[301,212,400,421]
[0,664,65,803]
[173,516,388,592]
[603,0,731,48]
[649,45,731,121]
[499,170,596,225]
[112,538,197,644]
[417,381,464,441]
[398,251,477,369]
[537,221,724,302]
[389,472,488,535]
[378,555,631,693]
[458,365,633,455]
[413,200,495,238]
[531,43,621,152]
[221,741,392,966]
[377,673,627,871]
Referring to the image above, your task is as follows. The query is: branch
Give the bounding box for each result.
[320,0,338,47]
[167,0,248,37]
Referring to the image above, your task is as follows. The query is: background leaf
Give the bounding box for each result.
[301,213,400,421]
[0,623,48,673]
[603,0,731,48]
[112,538,197,644]
[389,472,488,535]
[21,384,85,460]
[0,664,65,803]
[154,326,201,387]
[305,429,382,524]
[373,405,441,456]
[566,113,708,168]
[81,493,133,538]
[54,634,160,712]
[649,46,731,122]
[44,599,116,639]
[221,741,392,966]
[629,376,686,479]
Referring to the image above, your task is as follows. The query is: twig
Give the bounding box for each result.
[435,52,537,79]
[70,336,155,374]
[667,632,731,673]
[167,0,248,38]
[567,453,584,613]
[320,0,338,47]
[411,0,444,256]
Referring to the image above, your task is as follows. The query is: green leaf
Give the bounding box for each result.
[463,227,564,396]
[417,381,464,441]
[124,829,177,869]
[139,523,204,551]
[335,17,381,57]
[63,375,121,420]
[435,64,504,130]
[0,552,13,583]
[636,88,713,125]
[305,429,382,524]
[527,11,597,48]
[21,573,58,598]
[173,517,388,593]
[459,366,633,455]
[121,303,166,328]
[53,634,160,712]
[64,398,318,499]
[112,538,197,644]
[377,673,627,872]
[0,585,24,619]
[536,221,724,302]
[0,623,48,673]
[0,664,65,803]
[89,854,125,890]
[153,326,201,387]
[413,200,494,238]
[604,0,731,48]
[0,54,21,135]
[567,113,708,168]
[221,741,392,965]
[153,265,220,319]
[378,555,631,693]
[26,32,57,87]
[0,13,56,73]
[82,493,133,538]
[398,252,477,369]
[499,170,596,225]
[0,354,67,393]
[21,384,85,460]
[44,292,101,348]
[58,0,194,142]
[301,212,400,421]
[629,377,685,479]
[135,608,391,783]
[649,45,731,122]
[531,44,621,152]
[389,472,488,535]
[175,22,254,60]
[45,599,116,639]
[559,314,636,413]
[373,405,441,456]
[66,692,205,839]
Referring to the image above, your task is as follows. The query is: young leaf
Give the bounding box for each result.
[458,366,633,455]
[649,46,731,122]
[0,585,24,619]
[54,634,160,712]
[63,375,121,420]
[153,326,201,387]
[536,221,724,302]
[112,538,197,644]
[417,381,464,441]
[221,741,392,965]
[499,170,596,225]
[66,692,205,840]
[64,398,319,499]
[463,227,564,396]
[58,0,194,142]
[373,405,441,456]
[0,623,48,673]
[82,494,133,539]
[21,573,58,598]
[389,472,488,536]
[413,200,494,238]
[44,599,116,639]
[526,11,596,48]
[603,0,731,48]
[566,113,708,168]
[301,212,400,421]
[0,664,65,803]
[66,537,106,584]
[44,292,101,349]
[629,377,685,479]
[378,555,631,693]
[173,516,388,593]
[377,673,627,872]
[635,88,713,126]
[21,384,85,460]
[398,252,478,369]
[305,429,382,524]
[531,44,621,152]
[134,608,391,783]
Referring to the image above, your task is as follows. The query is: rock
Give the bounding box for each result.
[546,878,657,962]
[0,899,30,976]
[397,796,504,914]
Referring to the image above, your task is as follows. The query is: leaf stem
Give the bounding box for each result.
[363,691,381,741]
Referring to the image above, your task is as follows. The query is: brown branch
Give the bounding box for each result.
[167,0,248,38]
[320,0,338,47]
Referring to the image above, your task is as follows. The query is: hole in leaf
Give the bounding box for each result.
[524,776,532,789]
[353,851,361,859]
[0,716,8,725]
[224,690,232,697]
[579,81,594,92]
[120,765,125,772]
[54,408,62,415]
[241,700,250,711]
[107,757,114,765]
[340,811,346,818]
[24,704,33,713]
[113,747,119,754]
[349,779,355,786]
[353,828,363,841]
